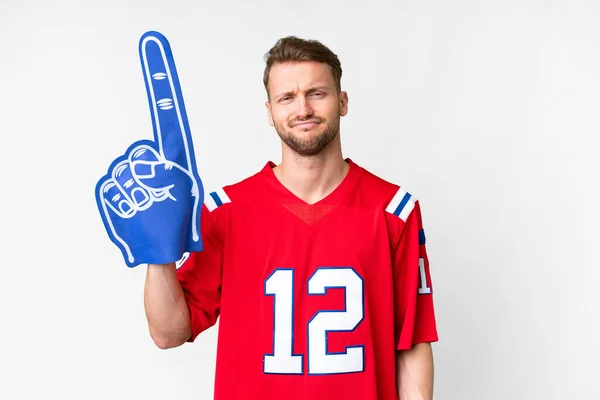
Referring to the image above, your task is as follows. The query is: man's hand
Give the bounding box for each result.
[397,343,434,400]
[95,31,204,267]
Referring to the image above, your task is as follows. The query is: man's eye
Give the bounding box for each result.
[310,92,324,97]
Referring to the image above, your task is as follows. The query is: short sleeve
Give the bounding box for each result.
[393,200,439,350]
[176,203,224,342]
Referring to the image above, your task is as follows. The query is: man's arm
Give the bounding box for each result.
[144,263,192,349]
[396,343,434,400]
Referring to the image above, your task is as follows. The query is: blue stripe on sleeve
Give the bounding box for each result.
[210,191,223,207]
[419,229,426,245]
[393,192,412,217]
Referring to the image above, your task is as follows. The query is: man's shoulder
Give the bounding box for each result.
[352,160,419,223]
[203,162,269,212]
[354,161,399,193]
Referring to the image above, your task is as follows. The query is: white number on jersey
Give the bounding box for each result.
[264,267,364,375]
[264,269,303,374]
[418,257,432,294]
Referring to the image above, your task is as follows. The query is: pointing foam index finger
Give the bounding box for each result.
[139,31,195,171]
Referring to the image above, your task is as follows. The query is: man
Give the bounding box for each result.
[143,36,438,400]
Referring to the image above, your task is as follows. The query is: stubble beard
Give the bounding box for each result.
[274,116,340,157]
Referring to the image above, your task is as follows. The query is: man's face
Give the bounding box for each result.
[266,61,348,157]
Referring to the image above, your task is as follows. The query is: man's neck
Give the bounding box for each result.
[273,138,349,205]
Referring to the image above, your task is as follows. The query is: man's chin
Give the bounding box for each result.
[285,135,337,157]
[288,146,325,157]
[275,122,339,156]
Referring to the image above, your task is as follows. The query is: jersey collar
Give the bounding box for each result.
[260,158,361,206]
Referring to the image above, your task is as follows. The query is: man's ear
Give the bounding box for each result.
[265,101,274,126]
[339,91,349,117]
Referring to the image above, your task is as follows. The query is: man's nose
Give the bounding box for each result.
[296,95,314,119]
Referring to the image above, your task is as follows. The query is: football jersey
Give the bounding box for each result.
[176,158,438,400]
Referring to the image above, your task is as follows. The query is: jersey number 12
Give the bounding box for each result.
[264,267,364,375]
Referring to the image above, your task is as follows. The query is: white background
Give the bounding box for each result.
[1,0,598,399]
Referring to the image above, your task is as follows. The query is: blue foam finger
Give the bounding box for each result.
[95,32,204,268]
[139,31,197,174]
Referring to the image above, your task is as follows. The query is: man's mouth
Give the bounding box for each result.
[293,120,320,128]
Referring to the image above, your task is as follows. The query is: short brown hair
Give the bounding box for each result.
[263,36,343,98]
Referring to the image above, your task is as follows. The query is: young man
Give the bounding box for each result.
[144,36,438,400]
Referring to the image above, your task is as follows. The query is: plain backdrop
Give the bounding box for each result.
[1,0,598,399]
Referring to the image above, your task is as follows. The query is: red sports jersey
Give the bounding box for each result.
[176,159,438,400]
